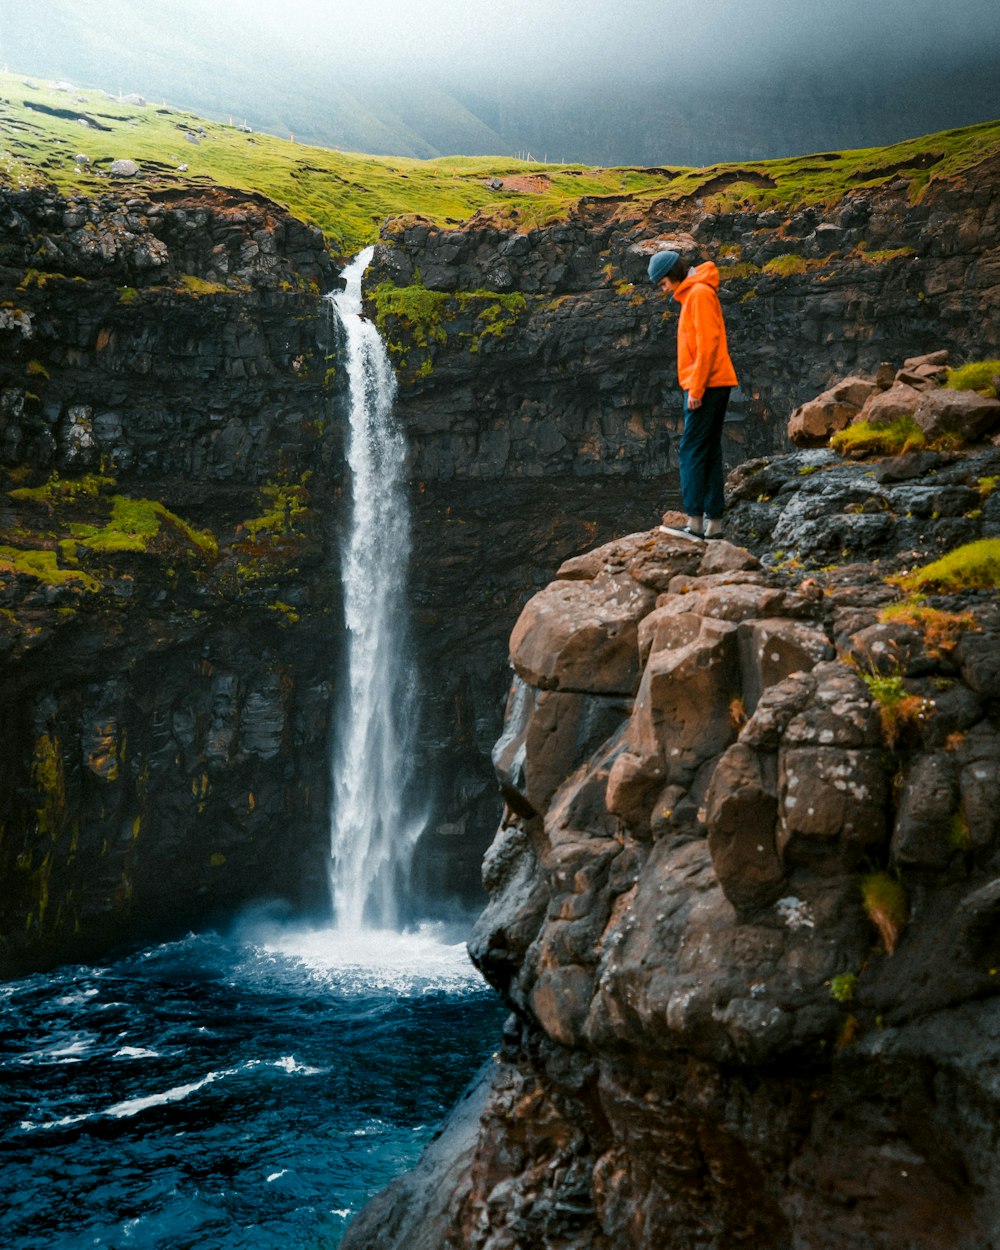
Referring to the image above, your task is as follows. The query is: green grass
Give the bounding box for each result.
[0,72,673,259]
[638,121,1000,215]
[7,473,218,581]
[828,972,858,1004]
[892,539,1000,594]
[0,542,101,591]
[856,246,918,264]
[64,496,218,559]
[763,254,811,277]
[946,360,1000,398]
[861,871,908,955]
[240,477,312,542]
[2,71,998,261]
[831,416,926,457]
[9,472,114,506]
[176,274,234,298]
[372,282,529,364]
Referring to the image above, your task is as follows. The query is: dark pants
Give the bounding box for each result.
[679,386,731,520]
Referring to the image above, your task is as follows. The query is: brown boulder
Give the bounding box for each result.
[558,529,703,591]
[855,382,923,426]
[778,746,887,864]
[605,750,666,828]
[638,586,787,669]
[738,618,834,713]
[698,539,760,574]
[739,670,817,750]
[492,675,630,817]
[509,570,656,694]
[788,376,880,446]
[903,350,949,369]
[912,388,1000,442]
[894,366,946,390]
[781,661,881,749]
[789,396,860,446]
[630,615,740,782]
[529,965,594,1047]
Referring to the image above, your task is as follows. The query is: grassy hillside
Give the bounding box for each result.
[0,72,668,258]
[1,71,997,260]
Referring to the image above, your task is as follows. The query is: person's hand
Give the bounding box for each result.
[687,394,702,410]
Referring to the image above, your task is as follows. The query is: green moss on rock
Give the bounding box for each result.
[893,538,1000,594]
[0,543,102,591]
[946,360,1000,398]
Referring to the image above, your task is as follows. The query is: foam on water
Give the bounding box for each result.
[258,921,483,995]
[113,1045,161,1060]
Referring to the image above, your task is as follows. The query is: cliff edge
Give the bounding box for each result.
[343,367,1000,1249]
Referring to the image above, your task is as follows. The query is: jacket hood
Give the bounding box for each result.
[674,261,720,299]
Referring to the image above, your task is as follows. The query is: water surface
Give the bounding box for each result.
[1,923,502,1249]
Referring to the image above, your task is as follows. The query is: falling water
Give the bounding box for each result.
[327,248,424,932]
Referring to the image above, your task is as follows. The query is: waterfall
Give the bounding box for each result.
[327,248,424,932]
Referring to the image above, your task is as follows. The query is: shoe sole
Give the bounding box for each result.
[659,525,705,541]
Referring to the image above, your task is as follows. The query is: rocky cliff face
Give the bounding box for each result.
[0,186,343,972]
[371,153,1000,481]
[0,185,672,971]
[3,148,998,975]
[341,382,1000,1247]
[374,154,1000,913]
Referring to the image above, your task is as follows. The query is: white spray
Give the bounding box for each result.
[327,248,423,932]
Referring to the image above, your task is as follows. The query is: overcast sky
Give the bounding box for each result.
[193,0,1000,81]
[5,0,999,85]
[2,0,997,163]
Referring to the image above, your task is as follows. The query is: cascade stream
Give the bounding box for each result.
[0,252,501,1250]
[327,248,425,932]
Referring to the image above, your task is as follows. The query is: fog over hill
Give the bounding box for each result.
[2,0,998,163]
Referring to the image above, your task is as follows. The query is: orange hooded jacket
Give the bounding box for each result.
[672,261,738,401]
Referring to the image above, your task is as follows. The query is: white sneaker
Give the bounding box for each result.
[659,524,705,541]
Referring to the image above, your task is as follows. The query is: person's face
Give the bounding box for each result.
[658,276,677,297]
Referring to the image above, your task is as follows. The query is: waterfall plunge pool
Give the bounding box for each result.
[1,923,503,1248]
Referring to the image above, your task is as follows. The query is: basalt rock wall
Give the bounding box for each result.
[370,154,1000,481]
[0,186,674,972]
[0,186,344,973]
[376,156,1000,907]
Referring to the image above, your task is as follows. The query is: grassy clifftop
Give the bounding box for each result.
[0,72,667,257]
[1,70,997,259]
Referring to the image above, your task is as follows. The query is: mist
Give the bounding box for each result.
[1,0,998,163]
[20,0,992,85]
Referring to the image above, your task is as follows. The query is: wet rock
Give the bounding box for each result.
[891,753,959,869]
[492,675,630,817]
[870,449,942,482]
[956,631,1000,697]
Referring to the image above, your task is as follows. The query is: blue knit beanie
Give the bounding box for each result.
[648,249,679,284]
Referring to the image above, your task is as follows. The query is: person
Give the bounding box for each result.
[648,248,738,540]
